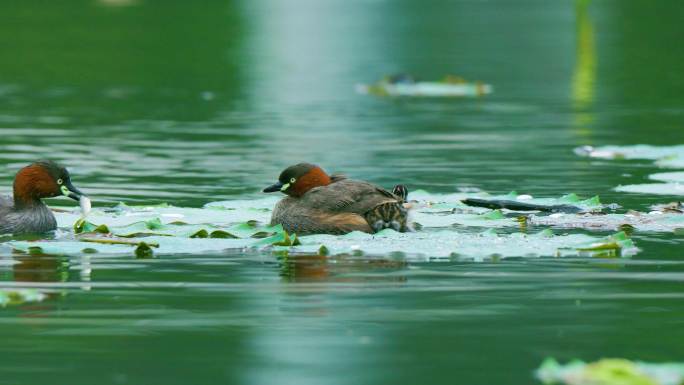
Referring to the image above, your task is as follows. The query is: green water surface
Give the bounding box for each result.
[1,1,683,384]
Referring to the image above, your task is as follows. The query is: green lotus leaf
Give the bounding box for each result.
[536,358,684,385]
[0,289,47,307]
[616,183,684,196]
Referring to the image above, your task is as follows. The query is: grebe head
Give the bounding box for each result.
[263,163,331,198]
[13,161,86,207]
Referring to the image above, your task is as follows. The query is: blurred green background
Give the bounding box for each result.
[0,1,683,384]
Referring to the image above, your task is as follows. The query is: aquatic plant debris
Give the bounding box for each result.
[423,190,605,212]
[529,210,684,233]
[356,74,492,98]
[536,358,684,385]
[412,190,684,233]
[411,190,620,229]
[462,194,602,213]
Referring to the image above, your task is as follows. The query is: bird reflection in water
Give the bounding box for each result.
[278,252,409,283]
[10,251,71,314]
[13,253,69,285]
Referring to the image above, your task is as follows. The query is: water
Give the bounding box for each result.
[1,0,684,384]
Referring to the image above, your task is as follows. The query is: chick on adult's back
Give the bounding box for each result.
[263,163,410,235]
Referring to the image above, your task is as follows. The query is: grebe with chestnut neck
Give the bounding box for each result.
[0,161,87,235]
[263,163,410,235]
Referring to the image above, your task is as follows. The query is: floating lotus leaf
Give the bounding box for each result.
[284,229,636,261]
[649,172,684,183]
[575,145,684,169]
[656,157,684,168]
[536,358,684,385]
[617,172,684,196]
[9,237,255,256]
[5,225,636,260]
[574,145,684,196]
[69,217,279,240]
[62,194,683,237]
[0,289,47,306]
[0,193,660,259]
[575,144,684,161]
[530,211,684,232]
[616,183,684,196]
[356,75,493,97]
[54,198,277,230]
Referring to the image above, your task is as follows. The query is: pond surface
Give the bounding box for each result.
[1,1,683,384]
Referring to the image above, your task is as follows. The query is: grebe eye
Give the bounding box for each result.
[57,179,63,185]
[290,178,296,183]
